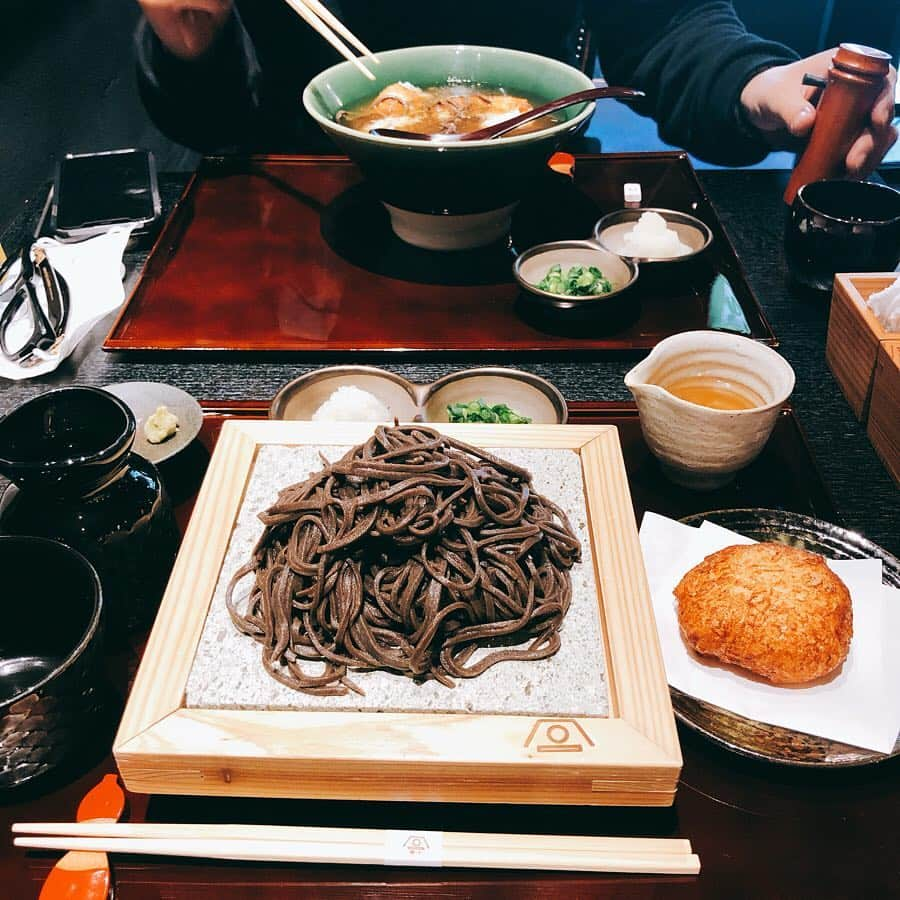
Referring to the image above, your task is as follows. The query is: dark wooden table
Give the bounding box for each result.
[1,163,898,898]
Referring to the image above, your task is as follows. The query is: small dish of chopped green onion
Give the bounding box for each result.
[446,399,532,424]
[536,263,613,297]
[513,239,638,311]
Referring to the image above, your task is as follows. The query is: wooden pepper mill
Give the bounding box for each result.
[783,43,892,204]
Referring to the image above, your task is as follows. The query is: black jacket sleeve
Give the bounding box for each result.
[589,1,799,165]
[135,10,260,152]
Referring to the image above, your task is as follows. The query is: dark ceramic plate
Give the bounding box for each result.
[105,382,203,464]
[674,508,900,768]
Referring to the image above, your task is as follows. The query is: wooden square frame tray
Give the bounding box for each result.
[103,154,775,353]
[114,421,681,806]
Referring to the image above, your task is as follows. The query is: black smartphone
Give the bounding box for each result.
[51,149,161,240]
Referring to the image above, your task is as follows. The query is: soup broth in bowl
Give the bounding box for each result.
[303,45,595,250]
[338,82,560,137]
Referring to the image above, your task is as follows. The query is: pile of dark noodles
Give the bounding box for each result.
[227,425,582,696]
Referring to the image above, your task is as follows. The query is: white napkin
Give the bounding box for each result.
[0,227,133,381]
[867,276,900,332]
[639,511,900,754]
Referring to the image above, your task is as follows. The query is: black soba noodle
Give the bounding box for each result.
[227,425,582,696]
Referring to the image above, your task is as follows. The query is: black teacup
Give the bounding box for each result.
[0,536,104,787]
[784,180,900,292]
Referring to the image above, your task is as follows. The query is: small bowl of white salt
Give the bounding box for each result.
[593,208,712,264]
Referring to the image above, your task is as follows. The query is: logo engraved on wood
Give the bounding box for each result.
[524,718,595,753]
[403,835,431,856]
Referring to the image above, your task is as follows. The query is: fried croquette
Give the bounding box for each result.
[674,542,853,684]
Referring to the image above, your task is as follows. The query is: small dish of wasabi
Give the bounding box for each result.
[105,381,203,464]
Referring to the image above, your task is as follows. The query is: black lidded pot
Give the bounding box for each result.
[0,535,105,788]
[0,386,180,637]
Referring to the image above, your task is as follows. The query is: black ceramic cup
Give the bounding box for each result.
[0,536,104,788]
[0,384,136,496]
[785,180,900,292]
[0,387,180,636]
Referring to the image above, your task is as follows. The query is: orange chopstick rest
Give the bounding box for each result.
[548,152,575,178]
[76,774,124,823]
[39,863,111,900]
[38,774,126,900]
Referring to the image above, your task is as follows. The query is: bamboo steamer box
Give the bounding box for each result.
[826,274,899,421]
[867,340,900,486]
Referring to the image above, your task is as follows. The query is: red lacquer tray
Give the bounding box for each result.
[104,154,775,353]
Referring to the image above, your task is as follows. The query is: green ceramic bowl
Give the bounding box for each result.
[303,45,594,249]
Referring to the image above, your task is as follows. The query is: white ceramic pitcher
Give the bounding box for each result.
[625,331,795,490]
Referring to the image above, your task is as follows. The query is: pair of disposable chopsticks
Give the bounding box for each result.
[282,0,379,79]
[14,822,700,875]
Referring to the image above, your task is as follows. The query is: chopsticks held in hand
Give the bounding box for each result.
[282,0,379,79]
[13,822,701,875]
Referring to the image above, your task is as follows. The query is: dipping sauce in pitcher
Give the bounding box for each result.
[662,375,764,411]
[624,331,795,490]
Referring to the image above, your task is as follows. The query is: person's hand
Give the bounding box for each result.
[138,0,233,60]
[740,49,898,177]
